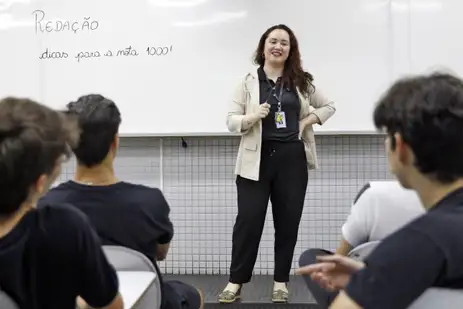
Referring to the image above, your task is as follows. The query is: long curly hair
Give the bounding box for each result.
[253,24,315,98]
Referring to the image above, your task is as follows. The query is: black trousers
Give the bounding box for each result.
[230,140,308,284]
[298,249,338,309]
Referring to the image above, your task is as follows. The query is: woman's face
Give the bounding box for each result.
[263,29,290,65]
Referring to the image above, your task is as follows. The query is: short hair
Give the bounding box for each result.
[0,97,79,216]
[373,73,463,183]
[66,94,121,167]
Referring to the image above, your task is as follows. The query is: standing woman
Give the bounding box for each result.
[219,24,336,303]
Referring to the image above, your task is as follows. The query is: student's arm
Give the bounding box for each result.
[73,210,123,309]
[330,228,445,309]
[155,189,173,261]
[337,183,374,255]
[143,188,174,261]
[335,238,353,256]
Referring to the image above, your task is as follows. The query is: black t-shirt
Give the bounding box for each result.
[0,204,119,309]
[38,181,174,264]
[258,66,301,142]
[345,188,463,309]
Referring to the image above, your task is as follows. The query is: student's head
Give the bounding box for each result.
[0,97,78,217]
[254,24,314,97]
[373,73,463,189]
[66,94,121,168]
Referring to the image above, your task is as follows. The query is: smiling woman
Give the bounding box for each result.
[221,24,336,304]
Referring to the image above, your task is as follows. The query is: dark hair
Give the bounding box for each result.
[0,97,79,216]
[254,24,315,98]
[66,94,121,167]
[373,73,463,183]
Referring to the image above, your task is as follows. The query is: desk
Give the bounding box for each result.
[117,271,156,309]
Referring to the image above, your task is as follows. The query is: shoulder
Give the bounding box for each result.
[235,69,258,88]
[118,182,164,199]
[355,181,411,205]
[117,183,170,212]
[32,204,94,256]
[352,182,372,204]
[38,181,74,207]
[408,209,459,236]
[36,203,90,229]
[369,181,422,210]
[369,181,407,193]
[49,181,74,193]
[350,182,403,215]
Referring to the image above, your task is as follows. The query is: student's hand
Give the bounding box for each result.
[296,254,365,291]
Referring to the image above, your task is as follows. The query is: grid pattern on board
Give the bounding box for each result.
[58,135,393,275]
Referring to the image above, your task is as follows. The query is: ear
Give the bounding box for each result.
[111,134,119,151]
[394,132,411,164]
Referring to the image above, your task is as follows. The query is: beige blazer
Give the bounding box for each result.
[226,68,336,181]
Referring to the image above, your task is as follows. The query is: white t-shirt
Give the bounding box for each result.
[341,181,425,248]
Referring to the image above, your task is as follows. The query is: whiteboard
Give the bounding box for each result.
[408,0,463,76]
[1,0,392,135]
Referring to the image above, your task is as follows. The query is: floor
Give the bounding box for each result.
[164,275,319,309]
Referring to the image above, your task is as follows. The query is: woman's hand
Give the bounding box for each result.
[298,113,319,139]
[296,254,365,291]
[255,102,271,119]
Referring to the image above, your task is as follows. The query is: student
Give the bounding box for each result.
[0,97,122,309]
[297,73,463,309]
[38,94,203,309]
[299,180,424,308]
[222,24,335,303]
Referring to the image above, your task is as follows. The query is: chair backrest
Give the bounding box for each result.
[103,245,157,272]
[0,288,19,309]
[103,246,162,309]
[407,288,463,308]
[348,240,381,261]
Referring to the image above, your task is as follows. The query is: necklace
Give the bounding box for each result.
[73,177,118,186]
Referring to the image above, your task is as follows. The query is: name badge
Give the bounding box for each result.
[275,111,287,129]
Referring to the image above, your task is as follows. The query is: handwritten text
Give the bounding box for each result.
[38,45,173,62]
[33,10,99,34]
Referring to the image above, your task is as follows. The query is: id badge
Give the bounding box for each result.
[275,111,287,129]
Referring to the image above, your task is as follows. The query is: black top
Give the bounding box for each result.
[0,204,119,309]
[345,187,463,309]
[38,181,174,264]
[257,67,301,142]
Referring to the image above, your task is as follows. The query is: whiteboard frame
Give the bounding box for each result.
[118,130,382,137]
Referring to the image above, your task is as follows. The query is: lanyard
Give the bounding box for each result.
[265,77,284,112]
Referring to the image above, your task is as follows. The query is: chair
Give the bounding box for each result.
[348,240,381,261]
[0,288,19,309]
[103,246,158,272]
[103,246,162,309]
[408,288,463,308]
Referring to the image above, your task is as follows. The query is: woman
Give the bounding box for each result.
[219,24,336,303]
